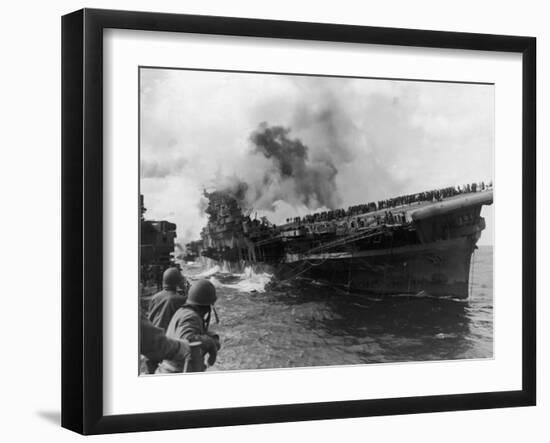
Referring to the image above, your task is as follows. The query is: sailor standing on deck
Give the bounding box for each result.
[140,282,187,374]
[147,267,188,331]
[158,279,221,373]
[140,308,219,375]
[140,309,191,369]
[143,268,189,373]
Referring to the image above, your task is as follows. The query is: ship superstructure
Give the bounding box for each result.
[193,184,493,298]
[140,195,178,292]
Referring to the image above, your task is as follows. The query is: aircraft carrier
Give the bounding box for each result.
[190,183,493,299]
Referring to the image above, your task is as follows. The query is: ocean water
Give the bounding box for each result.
[180,245,493,371]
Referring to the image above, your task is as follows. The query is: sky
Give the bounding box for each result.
[140,68,494,246]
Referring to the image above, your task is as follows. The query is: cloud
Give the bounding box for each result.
[139,68,494,244]
[142,157,187,178]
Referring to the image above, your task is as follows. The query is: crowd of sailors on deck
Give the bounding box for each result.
[285,181,491,225]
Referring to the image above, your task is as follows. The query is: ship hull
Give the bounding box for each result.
[279,237,477,299]
[197,189,493,299]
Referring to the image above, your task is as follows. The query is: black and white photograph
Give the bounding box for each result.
[139,67,494,374]
[1,0,545,439]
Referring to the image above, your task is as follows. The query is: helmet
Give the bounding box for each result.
[162,267,184,289]
[187,279,217,306]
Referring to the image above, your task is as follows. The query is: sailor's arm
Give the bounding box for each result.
[170,316,220,366]
[140,314,190,362]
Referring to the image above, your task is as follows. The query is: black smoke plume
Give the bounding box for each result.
[219,123,341,212]
[251,124,308,177]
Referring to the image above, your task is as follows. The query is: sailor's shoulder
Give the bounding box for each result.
[172,306,200,322]
[150,289,167,300]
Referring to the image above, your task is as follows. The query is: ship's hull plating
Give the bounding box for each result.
[278,237,476,299]
[198,190,493,299]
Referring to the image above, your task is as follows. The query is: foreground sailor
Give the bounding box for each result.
[140,310,218,374]
[158,279,221,373]
[139,309,190,373]
[148,267,188,331]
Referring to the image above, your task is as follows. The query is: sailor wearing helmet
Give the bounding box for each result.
[147,267,188,331]
[158,279,221,373]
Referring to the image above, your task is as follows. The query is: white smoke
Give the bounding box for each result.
[140,69,494,244]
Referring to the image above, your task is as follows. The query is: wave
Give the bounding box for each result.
[226,266,273,293]
[209,276,223,288]
[434,332,458,339]
[195,265,222,278]
[197,264,273,293]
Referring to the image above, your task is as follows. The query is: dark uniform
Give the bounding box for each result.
[145,267,188,373]
[147,267,188,330]
[147,289,186,330]
[139,310,189,370]
[164,306,215,372]
[161,279,220,373]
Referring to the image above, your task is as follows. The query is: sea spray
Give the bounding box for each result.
[184,259,274,293]
[195,265,221,279]
[225,266,273,293]
[209,265,273,293]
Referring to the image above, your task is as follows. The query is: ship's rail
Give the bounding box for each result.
[305,225,397,255]
[254,235,284,247]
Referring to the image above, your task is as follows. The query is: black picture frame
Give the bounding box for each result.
[61,8,536,435]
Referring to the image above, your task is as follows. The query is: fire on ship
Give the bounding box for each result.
[189,183,493,299]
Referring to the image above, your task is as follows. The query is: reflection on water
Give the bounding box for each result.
[180,245,493,371]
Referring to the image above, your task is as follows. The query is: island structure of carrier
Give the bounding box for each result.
[191,183,493,299]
